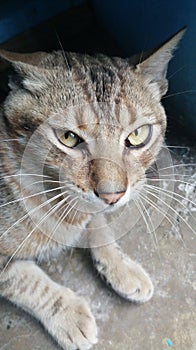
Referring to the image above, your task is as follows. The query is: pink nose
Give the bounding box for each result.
[98,191,125,204]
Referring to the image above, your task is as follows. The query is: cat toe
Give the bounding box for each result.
[96,255,154,303]
[126,275,154,303]
[45,292,98,350]
[110,272,154,303]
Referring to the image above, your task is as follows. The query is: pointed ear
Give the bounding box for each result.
[0,50,49,94]
[0,50,48,66]
[135,28,186,97]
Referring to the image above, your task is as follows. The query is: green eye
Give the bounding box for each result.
[126,125,152,148]
[56,130,82,148]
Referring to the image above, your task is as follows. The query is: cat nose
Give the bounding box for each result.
[98,191,125,204]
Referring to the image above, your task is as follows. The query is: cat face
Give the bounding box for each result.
[42,100,165,211]
[0,29,184,214]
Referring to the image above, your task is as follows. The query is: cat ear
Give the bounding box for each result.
[135,28,186,97]
[0,50,49,93]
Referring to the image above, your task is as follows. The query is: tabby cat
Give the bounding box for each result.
[0,29,185,349]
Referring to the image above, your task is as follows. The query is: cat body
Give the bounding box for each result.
[0,30,185,349]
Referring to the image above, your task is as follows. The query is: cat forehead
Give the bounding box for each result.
[41,51,135,91]
[42,53,150,111]
[41,51,129,72]
[4,50,157,113]
[48,102,155,133]
[31,52,152,124]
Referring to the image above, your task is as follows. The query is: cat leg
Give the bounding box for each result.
[0,258,97,350]
[88,214,153,303]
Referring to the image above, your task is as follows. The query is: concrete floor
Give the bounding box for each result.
[0,148,195,350]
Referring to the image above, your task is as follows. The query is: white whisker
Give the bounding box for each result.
[147,178,195,186]
[162,90,196,99]
[167,65,186,80]
[0,186,69,239]
[69,201,80,226]
[37,197,79,263]
[142,188,195,235]
[0,184,68,209]
[138,191,185,241]
[134,197,159,251]
[0,191,72,276]
[144,183,196,209]
[0,139,19,142]
[163,145,190,149]
[157,164,196,171]
[147,173,194,178]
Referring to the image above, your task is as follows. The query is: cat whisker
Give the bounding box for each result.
[144,183,196,210]
[162,90,196,99]
[37,197,79,263]
[48,197,79,237]
[0,173,51,180]
[134,197,159,252]
[0,139,20,142]
[24,179,68,186]
[1,173,73,188]
[147,173,195,178]
[138,191,186,245]
[0,186,70,239]
[160,148,188,158]
[142,188,195,236]
[69,201,81,227]
[146,165,157,171]
[167,65,186,80]
[162,145,190,149]
[147,178,195,186]
[0,183,69,209]
[0,191,73,276]
[156,163,196,171]
[32,193,74,238]
[58,199,79,227]
[37,196,79,263]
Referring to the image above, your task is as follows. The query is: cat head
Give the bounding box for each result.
[0,29,185,213]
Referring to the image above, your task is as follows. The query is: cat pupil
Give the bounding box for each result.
[134,129,139,136]
[65,131,75,139]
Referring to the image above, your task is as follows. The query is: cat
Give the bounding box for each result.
[0,29,185,350]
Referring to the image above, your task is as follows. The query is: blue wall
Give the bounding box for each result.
[0,0,84,43]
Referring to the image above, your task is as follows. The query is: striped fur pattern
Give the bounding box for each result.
[0,30,184,349]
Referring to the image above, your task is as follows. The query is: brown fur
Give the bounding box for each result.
[0,29,185,350]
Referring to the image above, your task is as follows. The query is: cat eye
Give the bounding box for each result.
[125,125,152,148]
[56,130,83,148]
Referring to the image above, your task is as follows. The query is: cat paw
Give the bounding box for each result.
[95,254,153,303]
[45,290,98,350]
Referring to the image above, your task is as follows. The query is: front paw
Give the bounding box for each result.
[95,254,153,303]
[44,289,98,350]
